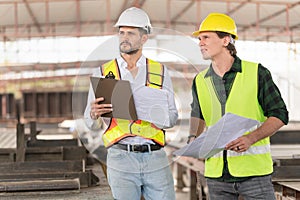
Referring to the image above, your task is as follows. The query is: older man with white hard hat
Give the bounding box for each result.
[84,7,178,200]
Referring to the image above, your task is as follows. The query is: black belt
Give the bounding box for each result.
[115,143,162,153]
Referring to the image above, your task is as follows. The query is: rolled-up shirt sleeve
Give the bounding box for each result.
[258,64,289,125]
[83,68,104,130]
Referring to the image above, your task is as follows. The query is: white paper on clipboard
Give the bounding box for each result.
[133,86,170,127]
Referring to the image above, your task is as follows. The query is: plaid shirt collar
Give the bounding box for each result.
[204,56,242,78]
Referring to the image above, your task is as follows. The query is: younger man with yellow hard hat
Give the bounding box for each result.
[188,13,288,199]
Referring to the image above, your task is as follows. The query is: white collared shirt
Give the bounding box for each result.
[84,55,178,145]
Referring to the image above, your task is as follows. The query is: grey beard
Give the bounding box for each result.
[120,48,139,55]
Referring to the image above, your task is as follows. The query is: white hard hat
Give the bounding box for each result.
[114,7,152,34]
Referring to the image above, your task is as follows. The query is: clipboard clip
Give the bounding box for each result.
[105,71,115,79]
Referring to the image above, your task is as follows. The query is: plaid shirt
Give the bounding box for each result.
[191,56,289,125]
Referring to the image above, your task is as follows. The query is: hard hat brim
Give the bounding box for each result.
[192,30,238,40]
[192,30,200,37]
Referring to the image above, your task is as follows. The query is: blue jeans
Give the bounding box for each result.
[206,175,276,200]
[107,146,175,200]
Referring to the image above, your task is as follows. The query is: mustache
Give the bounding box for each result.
[120,41,131,46]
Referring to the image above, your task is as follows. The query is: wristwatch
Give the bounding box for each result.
[187,134,197,144]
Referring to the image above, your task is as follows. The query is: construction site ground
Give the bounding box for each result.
[0,160,113,200]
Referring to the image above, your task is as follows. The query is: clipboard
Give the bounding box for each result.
[90,76,138,120]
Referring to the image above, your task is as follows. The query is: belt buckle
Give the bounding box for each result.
[130,144,151,153]
[131,144,139,152]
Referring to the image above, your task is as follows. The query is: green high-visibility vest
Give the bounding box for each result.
[195,60,272,177]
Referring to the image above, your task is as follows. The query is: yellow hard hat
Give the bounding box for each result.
[192,13,238,40]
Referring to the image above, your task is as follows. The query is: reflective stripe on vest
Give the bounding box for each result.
[146,58,164,89]
[100,58,165,147]
[213,144,270,158]
[195,60,272,177]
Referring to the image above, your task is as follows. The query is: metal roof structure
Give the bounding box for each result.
[0,0,300,43]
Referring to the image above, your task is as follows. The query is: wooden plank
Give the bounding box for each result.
[0,171,88,180]
[273,158,300,166]
[278,182,300,192]
[0,148,16,162]
[27,139,78,147]
[273,166,300,180]
[0,149,16,153]
[24,146,87,161]
[0,178,80,192]
[0,160,83,173]
[63,146,87,160]
[271,130,300,144]
[16,123,25,162]
[25,151,63,161]
[0,170,99,188]
[30,121,38,143]
[196,172,206,200]
[173,162,185,190]
[78,170,100,187]
[274,182,300,200]
[189,170,197,200]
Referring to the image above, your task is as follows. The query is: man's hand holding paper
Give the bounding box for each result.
[225,131,256,152]
[173,113,261,159]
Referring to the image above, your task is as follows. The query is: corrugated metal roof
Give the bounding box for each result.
[0,0,299,42]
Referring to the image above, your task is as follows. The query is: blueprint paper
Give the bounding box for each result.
[133,86,170,127]
[173,113,260,158]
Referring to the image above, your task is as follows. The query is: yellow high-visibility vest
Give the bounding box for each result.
[100,58,165,147]
[195,60,272,177]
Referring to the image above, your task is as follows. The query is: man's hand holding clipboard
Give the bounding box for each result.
[89,96,113,120]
